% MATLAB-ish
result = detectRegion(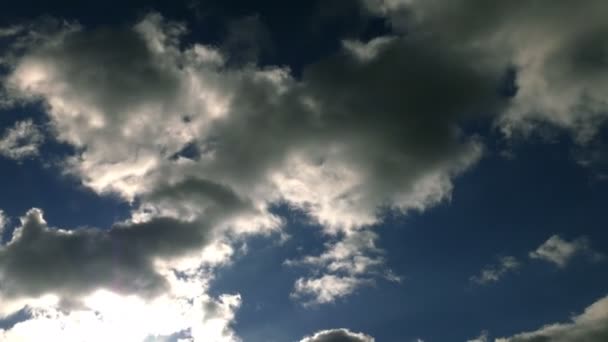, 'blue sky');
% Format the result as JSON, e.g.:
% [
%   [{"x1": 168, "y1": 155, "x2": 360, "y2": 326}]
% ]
[{"x1": 0, "y1": 1, "x2": 608, "y2": 342}]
